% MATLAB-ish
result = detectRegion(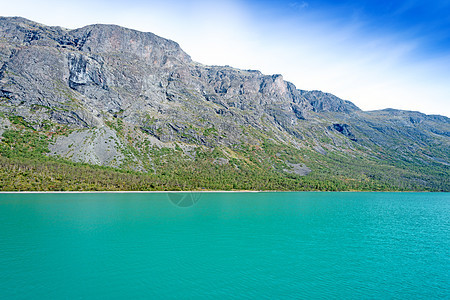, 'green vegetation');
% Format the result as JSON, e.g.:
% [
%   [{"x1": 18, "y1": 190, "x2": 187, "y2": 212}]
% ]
[
  {"x1": 0, "y1": 115, "x2": 448, "y2": 192},
  {"x1": 105, "y1": 118, "x2": 124, "y2": 135},
  {"x1": 8, "y1": 115, "x2": 33, "y2": 129}
]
